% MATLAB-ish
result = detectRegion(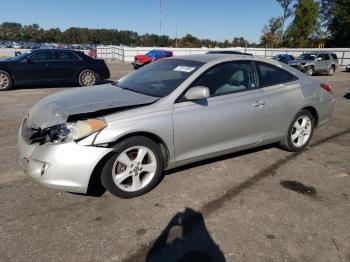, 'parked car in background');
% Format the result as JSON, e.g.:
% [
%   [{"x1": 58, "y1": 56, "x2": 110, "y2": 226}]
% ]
[
  {"x1": 206, "y1": 50, "x2": 252, "y2": 56},
  {"x1": 288, "y1": 52, "x2": 338, "y2": 76},
  {"x1": 0, "y1": 49, "x2": 110, "y2": 90},
  {"x1": 346, "y1": 64, "x2": 350, "y2": 72},
  {"x1": 18, "y1": 54, "x2": 335, "y2": 198},
  {"x1": 273, "y1": 54, "x2": 295, "y2": 64},
  {"x1": 132, "y1": 49, "x2": 173, "y2": 69}
]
